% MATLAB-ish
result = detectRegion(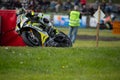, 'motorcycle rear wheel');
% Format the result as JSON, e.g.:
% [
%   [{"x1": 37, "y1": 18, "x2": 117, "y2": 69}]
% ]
[{"x1": 44, "y1": 32, "x2": 72, "y2": 47}]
